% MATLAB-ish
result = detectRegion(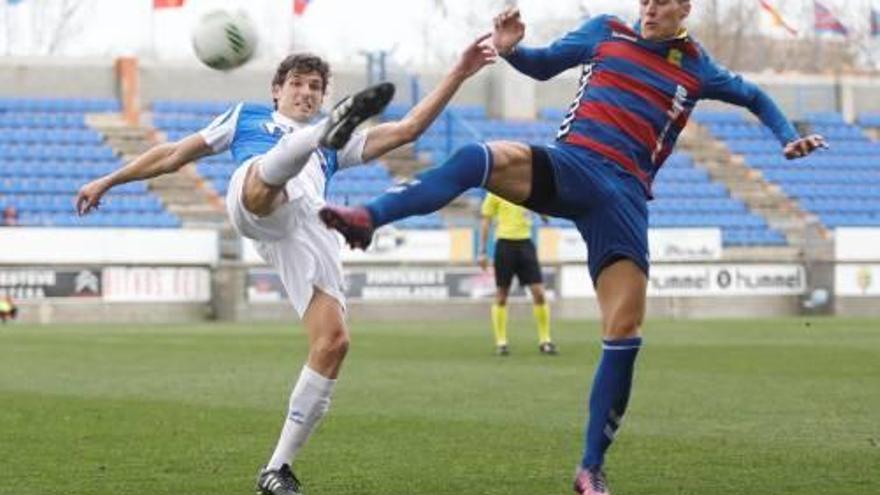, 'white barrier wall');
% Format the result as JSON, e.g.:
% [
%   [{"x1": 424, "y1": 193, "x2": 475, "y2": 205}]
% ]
[
  {"x1": 0, "y1": 228, "x2": 219, "y2": 265},
  {"x1": 242, "y1": 228, "x2": 474, "y2": 265},
  {"x1": 834, "y1": 228, "x2": 880, "y2": 301},
  {"x1": 562, "y1": 264, "x2": 807, "y2": 298},
  {"x1": 538, "y1": 228, "x2": 722, "y2": 263},
  {"x1": 0, "y1": 229, "x2": 218, "y2": 305}
]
